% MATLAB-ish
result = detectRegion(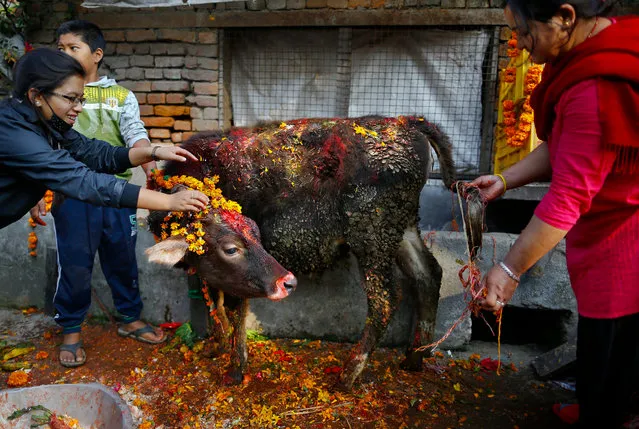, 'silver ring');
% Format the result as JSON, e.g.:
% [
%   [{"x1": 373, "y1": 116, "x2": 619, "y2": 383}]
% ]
[{"x1": 495, "y1": 300, "x2": 506, "y2": 307}]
